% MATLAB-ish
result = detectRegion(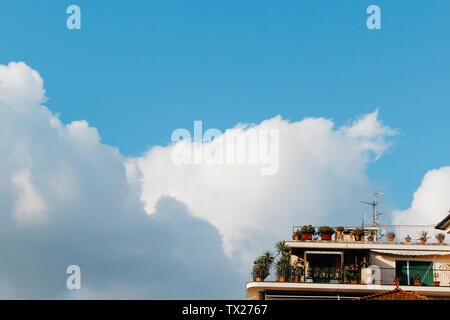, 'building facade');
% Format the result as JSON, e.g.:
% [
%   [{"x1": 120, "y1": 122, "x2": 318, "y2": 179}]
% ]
[{"x1": 246, "y1": 220, "x2": 450, "y2": 300}]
